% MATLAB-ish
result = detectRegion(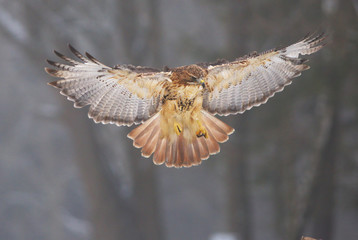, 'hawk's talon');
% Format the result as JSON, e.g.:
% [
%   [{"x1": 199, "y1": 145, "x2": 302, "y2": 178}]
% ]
[
  {"x1": 196, "y1": 120, "x2": 208, "y2": 138},
  {"x1": 174, "y1": 122, "x2": 182, "y2": 136},
  {"x1": 196, "y1": 129, "x2": 208, "y2": 138}
]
